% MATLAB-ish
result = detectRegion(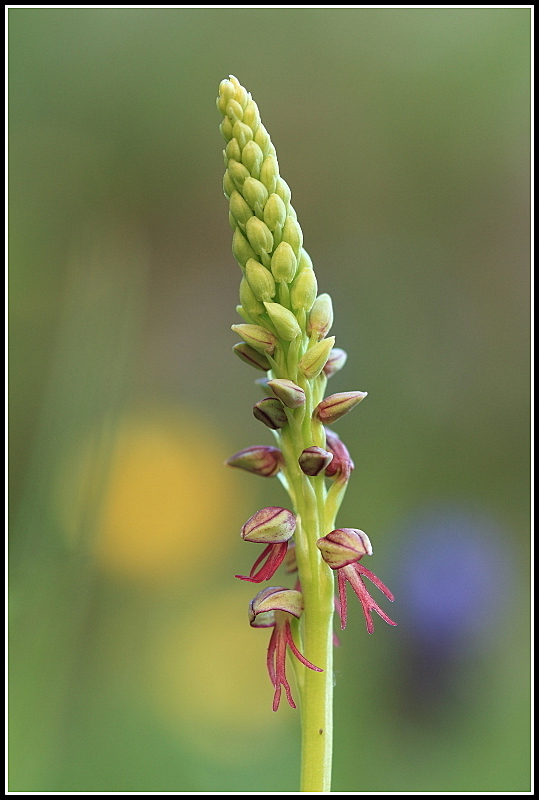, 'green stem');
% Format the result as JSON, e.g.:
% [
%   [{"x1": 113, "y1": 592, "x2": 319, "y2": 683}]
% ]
[{"x1": 277, "y1": 356, "x2": 335, "y2": 793}]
